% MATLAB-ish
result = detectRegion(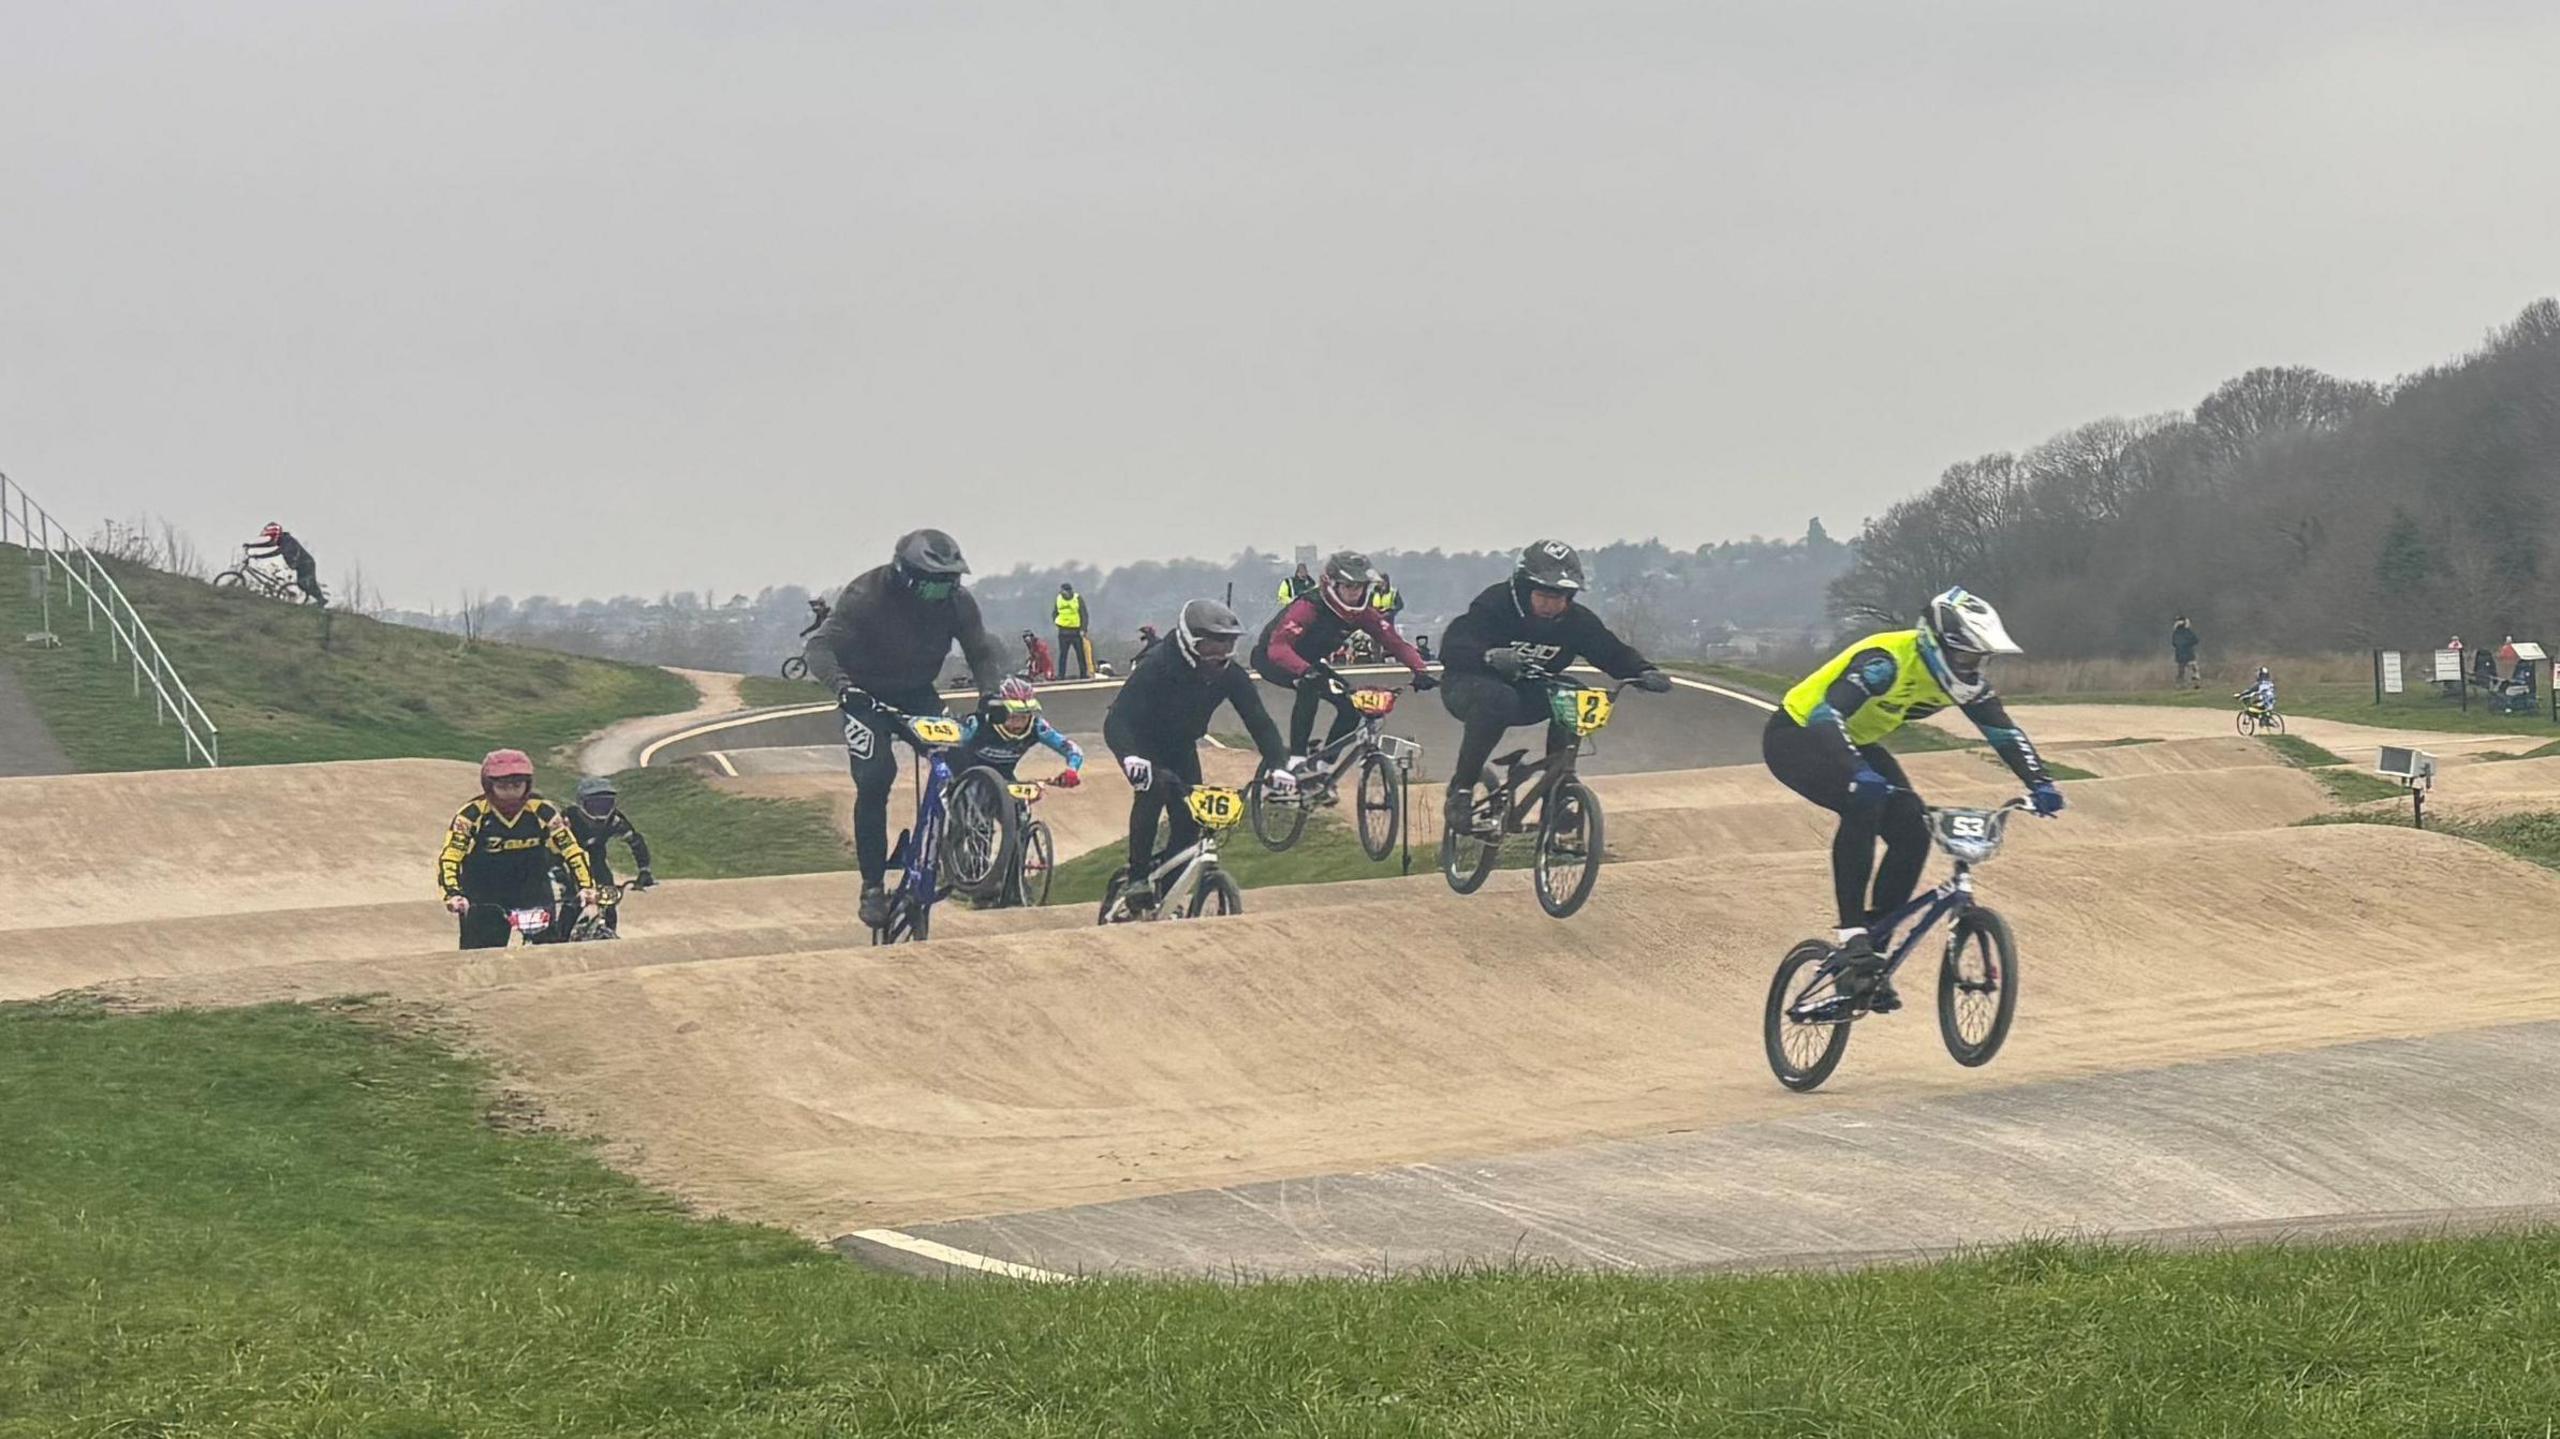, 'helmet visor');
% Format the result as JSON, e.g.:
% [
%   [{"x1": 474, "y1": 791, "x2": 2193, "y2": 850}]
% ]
[
  {"x1": 580, "y1": 792, "x2": 617, "y2": 818},
  {"x1": 911, "y1": 577, "x2": 958, "y2": 602},
  {"x1": 1329, "y1": 579, "x2": 1371, "y2": 610},
  {"x1": 1190, "y1": 634, "x2": 1237, "y2": 662}
]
